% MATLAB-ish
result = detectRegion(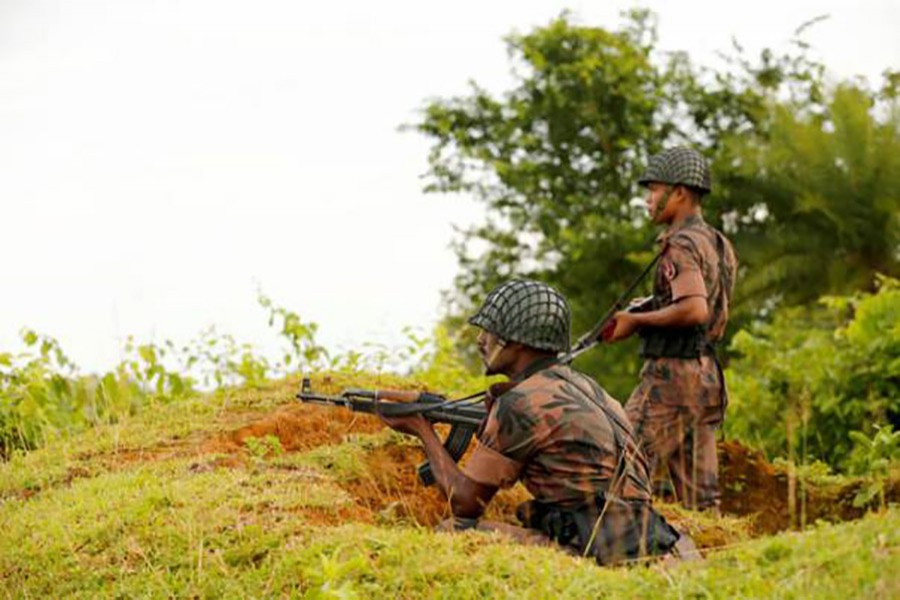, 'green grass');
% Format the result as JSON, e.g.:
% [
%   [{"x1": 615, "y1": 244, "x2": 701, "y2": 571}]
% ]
[{"x1": 2, "y1": 373, "x2": 898, "y2": 599}]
